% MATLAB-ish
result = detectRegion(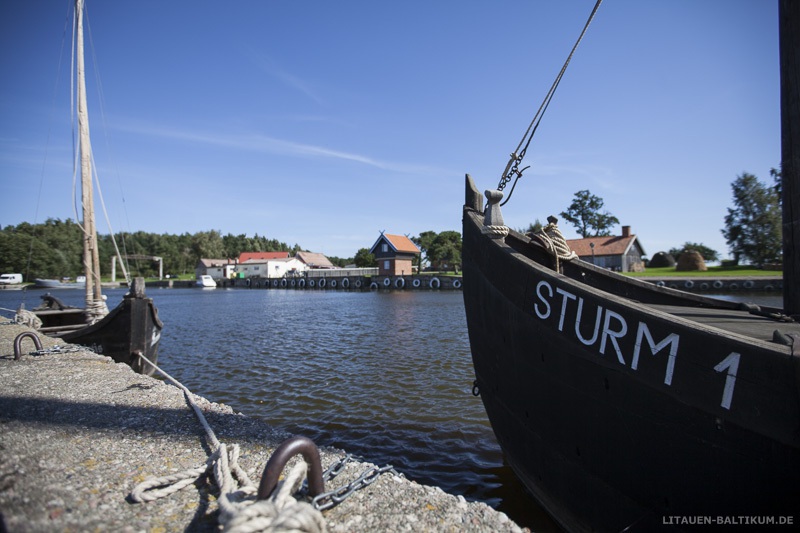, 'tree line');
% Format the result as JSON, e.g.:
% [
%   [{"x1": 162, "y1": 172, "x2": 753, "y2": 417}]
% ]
[
  {"x1": 0, "y1": 220, "x2": 302, "y2": 280},
  {"x1": 0, "y1": 220, "x2": 464, "y2": 280}
]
